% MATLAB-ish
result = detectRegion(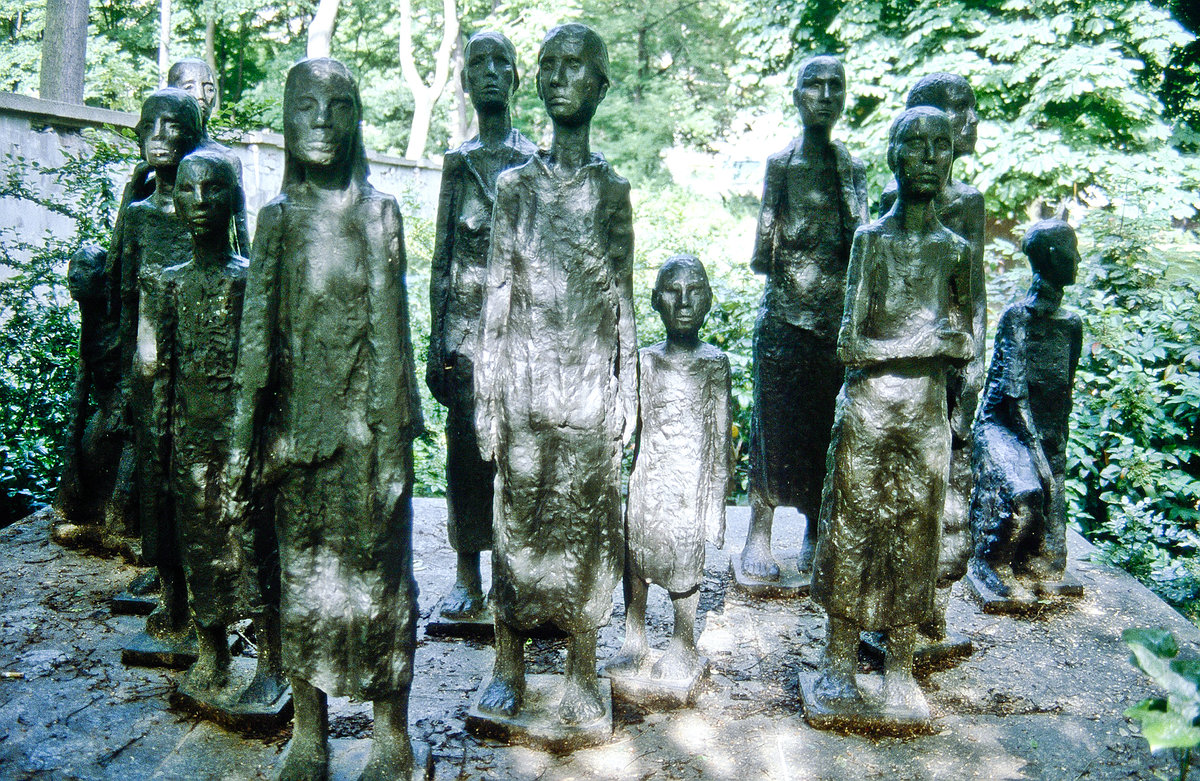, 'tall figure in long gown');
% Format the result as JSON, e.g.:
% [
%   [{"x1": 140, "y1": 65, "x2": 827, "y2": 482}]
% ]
[
  {"x1": 740, "y1": 56, "x2": 869, "y2": 583},
  {"x1": 226, "y1": 58, "x2": 424, "y2": 780},
  {"x1": 427, "y1": 31, "x2": 538, "y2": 623},
  {"x1": 879, "y1": 73, "x2": 986, "y2": 641},
  {"x1": 474, "y1": 23, "x2": 637, "y2": 726},
  {"x1": 809, "y1": 107, "x2": 973, "y2": 727}
]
